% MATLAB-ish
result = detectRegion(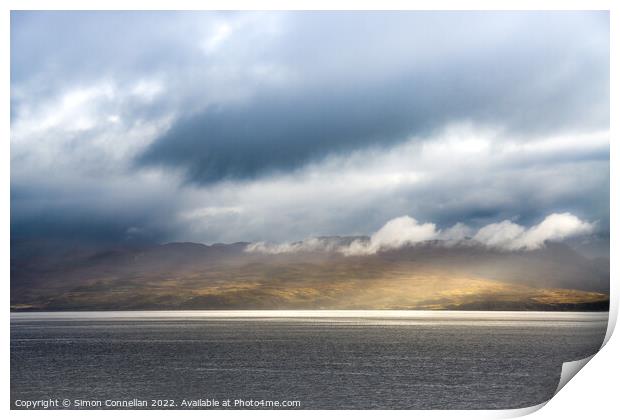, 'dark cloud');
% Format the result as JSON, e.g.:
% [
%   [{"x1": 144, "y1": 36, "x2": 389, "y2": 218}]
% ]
[
  {"x1": 10, "y1": 179, "x2": 178, "y2": 245},
  {"x1": 134, "y1": 11, "x2": 609, "y2": 183},
  {"x1": 136, "y1": 82, "x2": 437, "y2": 183}
]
